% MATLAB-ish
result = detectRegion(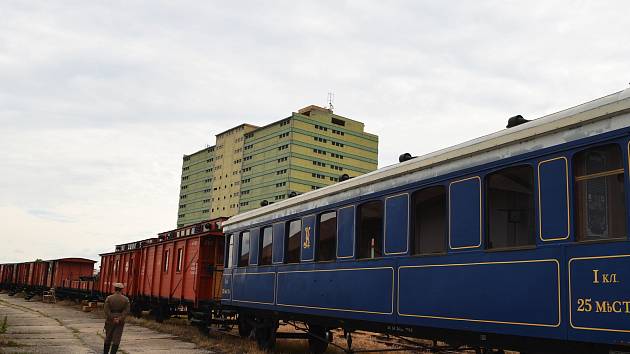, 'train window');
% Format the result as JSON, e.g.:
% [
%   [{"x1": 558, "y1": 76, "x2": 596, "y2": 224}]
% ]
[
  {"x1": 164, "y1": 250, "x2": 169, "y2": 273},
  {"x1": 411, "y1": 186, "x2": 447, "y2": 255},
  {"x1": 238, "y1": 231, "x2": 250, "y2": 267},
  {"x1": 357, "y1": 200, "x2": 384, "y2": 259},
  {"x1": 486, "y1": 165, "x2": 535, "y2": 249},
  {"x1": 286, "y1": 220, "x2": 302, "y2": 263},
  {"x1": 317, "y1": 211, "x2": 337, "y2": 261},
  {"x1": 260, "y1": 227, "x2": 273, "y2": 265},
  {"x1": 226, "y1": 234, "x2": 234, "y2": 268},
  {"x1": 176, "y1": 248, "x2": 183, "y2": 272},
  {"x1": 573, "y1": 144, "x2": 626, "y2": 241}
]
